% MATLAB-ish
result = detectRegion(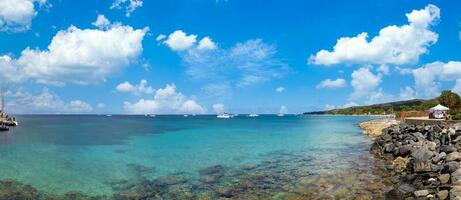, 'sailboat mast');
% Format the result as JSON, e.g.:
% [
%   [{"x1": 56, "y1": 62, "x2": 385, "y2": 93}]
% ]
[{"x1": 1, "y1": 86, "x2": 4, "y2": 112}]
